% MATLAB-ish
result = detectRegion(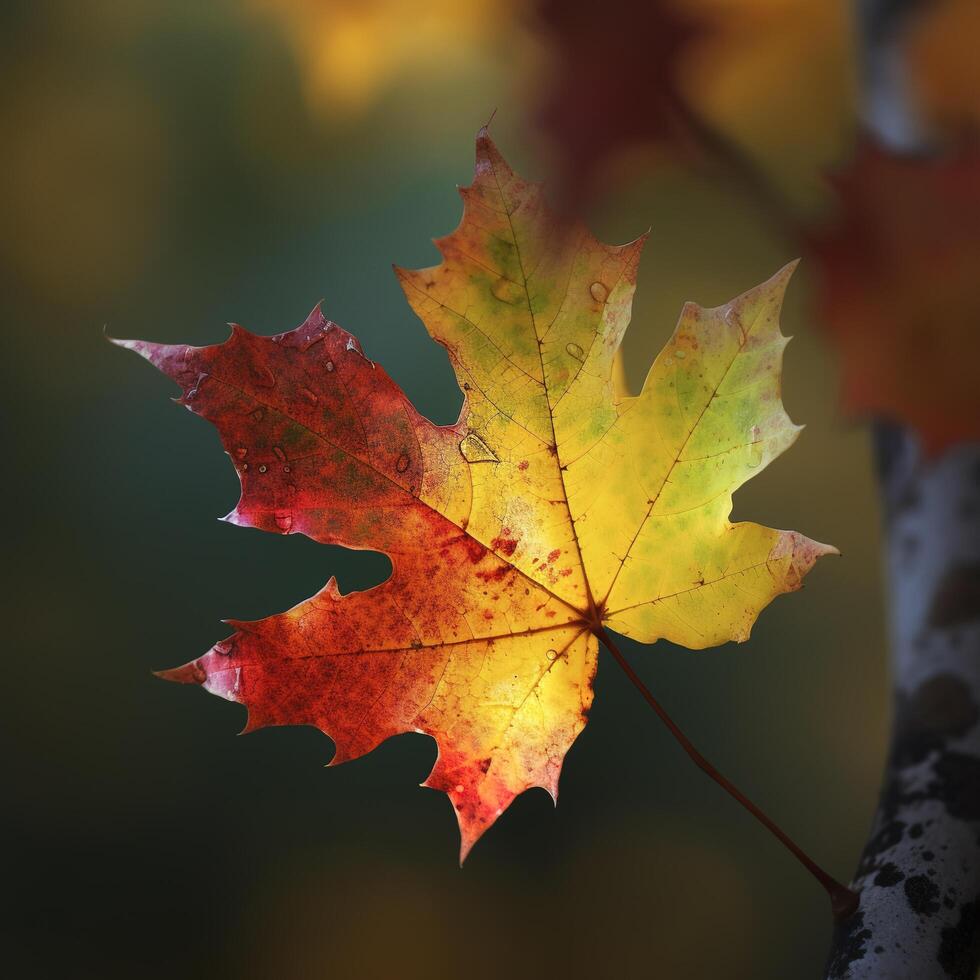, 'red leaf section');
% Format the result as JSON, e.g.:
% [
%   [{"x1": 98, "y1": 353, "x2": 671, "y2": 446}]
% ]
[
  {"x1": 114, "y1": 310, "x2": 592, "y2": 860},
  {"x1": 806, "y1": 139, "x2": 980, "y2": 454}
]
